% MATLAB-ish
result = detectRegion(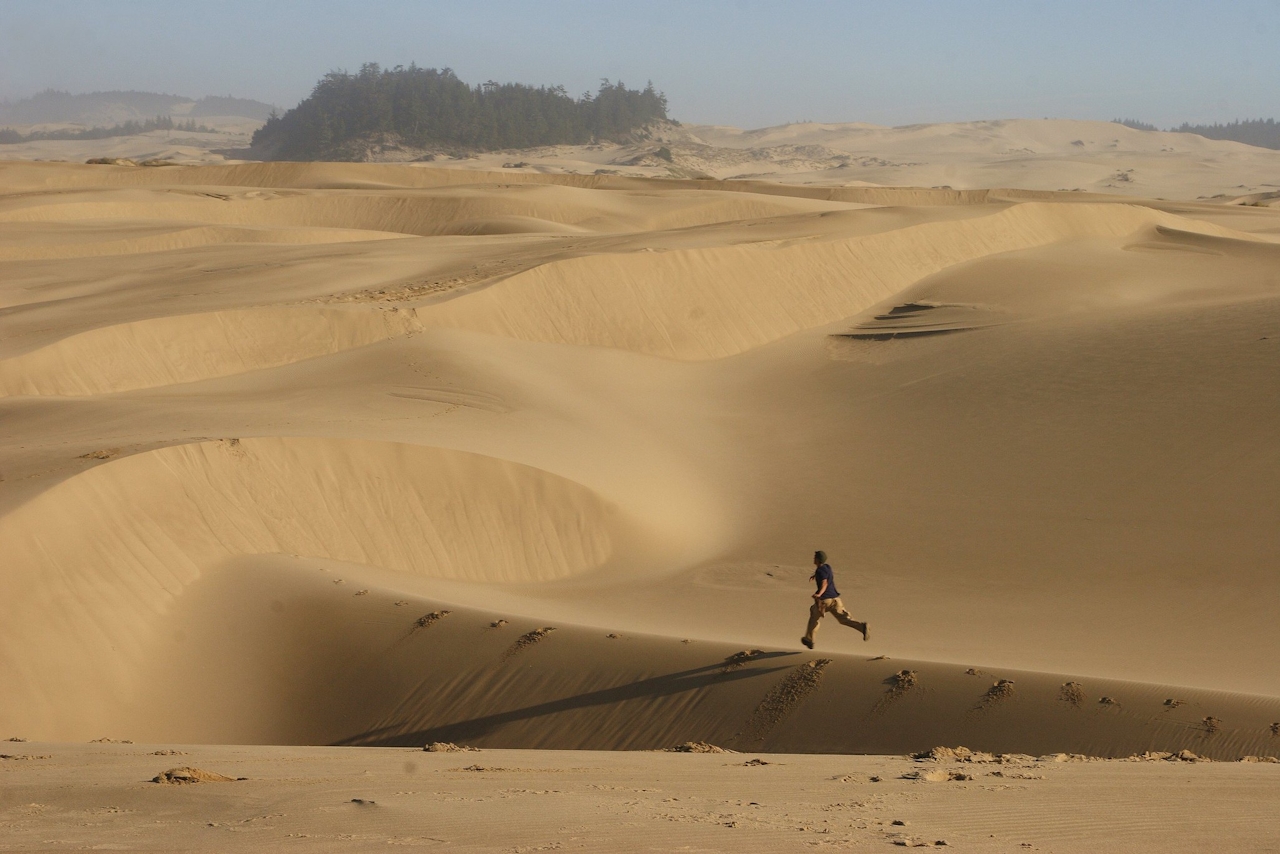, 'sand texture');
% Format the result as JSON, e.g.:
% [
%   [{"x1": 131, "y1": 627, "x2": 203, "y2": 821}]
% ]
[
  {"x1": 3, "y1": 744, "x2": 1280, "y2": 852},
  {"x1": 2, "y1": 156, "x2": 1279, "y2": 849}
]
